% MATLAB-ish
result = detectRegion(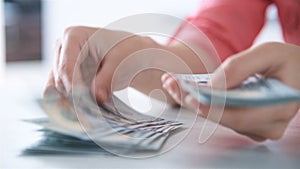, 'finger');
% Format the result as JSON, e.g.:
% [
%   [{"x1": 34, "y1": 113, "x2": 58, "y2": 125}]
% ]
[
  {"x1": 210, "y1": 43, "x2": 281, "y2": 89},
  {"x1": 92, "y1": 64, "x2": 111, "y2": 103},
  {"x1": 57, "y1": 37, "x2": 82, "y2": 93},
  {"x1": 161, "y1": 74, "x2": 203, "y2": 110},
  {"x1": 44, "y1": 70, "x2": 56, "y2": 96},
  {"x1": 187, "y1": 95, "x2": 292, "y2": 141},
  {"x1": 46, "y1": 39, "x2": 64, "y2": 95},
  {"x1": 183, "y1": 94, "x2": 203, "y2": 111},
  {"x1": 53, "y1": 38, "x2": 62, "y2": 79},
  {"x1": 161, "y1": 73, "x2": 172, "y2": 83},
  {"x1": 216, "y1": 105, "x2": 288, "y2": 141},
  {"x1": 239, "y1": 121, "x2": 287, "y2": 141},
  {"x1": 162, "y1": 75, "x2": 184, "y2": 104},
  {"x1": 194, "y1": 102, "x2": 269, "y2": 141},
  {"x1": 56, "y1": 27, "x2": 98, "y2": 94},
  {"x1": 162, "y1": 78, "x2": 203, "y2": 112},
  {"x1": 52, "y1": 38, "x2": 68, "y2": 95},
  {"x1": 55, "y1": 77, "x2": 67, "y2": 96},
  {"x1": 218, "y1": 109, "x2": 267, "y2": 141},
  {"x1": 54, "y1": 39, "x2": 62, "y2": 70},
  {"x1": 163, "y1": 75, "x2": 179, "y2": 95},
  {"x1": 258, "y1": 121, "x2": 288, "y2": 140},
  {"x1": 52, "y1": 38, "x2": 62, "y2": 84}
]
